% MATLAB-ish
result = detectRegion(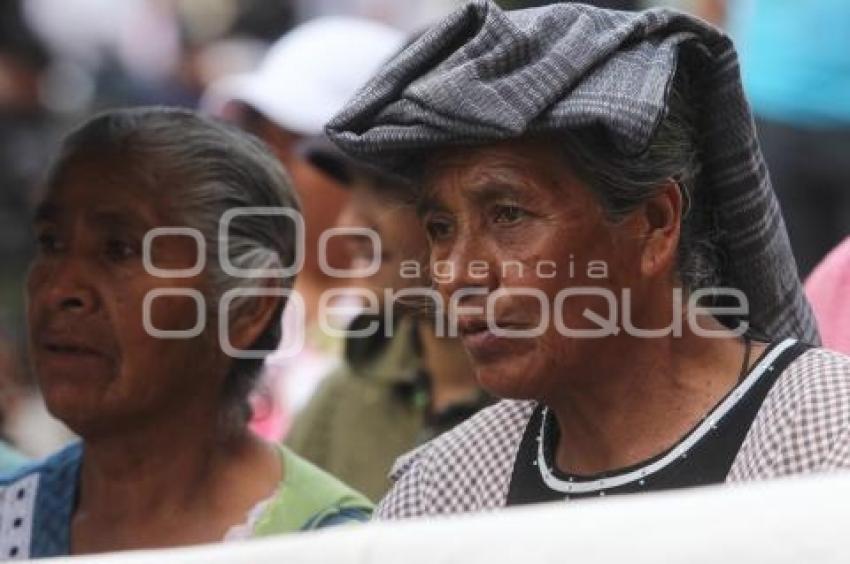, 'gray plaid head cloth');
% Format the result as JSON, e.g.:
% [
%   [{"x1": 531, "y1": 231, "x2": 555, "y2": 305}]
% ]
[{"x1": 326, "y1": 0, "x2": 819, "y2": 343}]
